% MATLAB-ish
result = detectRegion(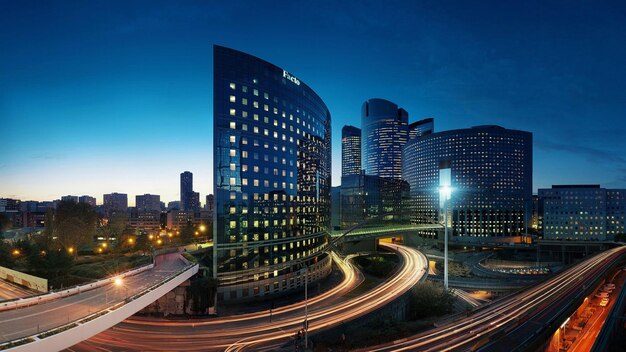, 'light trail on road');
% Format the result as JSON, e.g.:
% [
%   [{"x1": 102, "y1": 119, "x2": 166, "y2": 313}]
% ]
[
  {"x1": 70, "y1": 243, "x2": 429, "y2": 351},
  {"x1": 361, "y1": 245, "x2": 626, "y2": 352}
]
